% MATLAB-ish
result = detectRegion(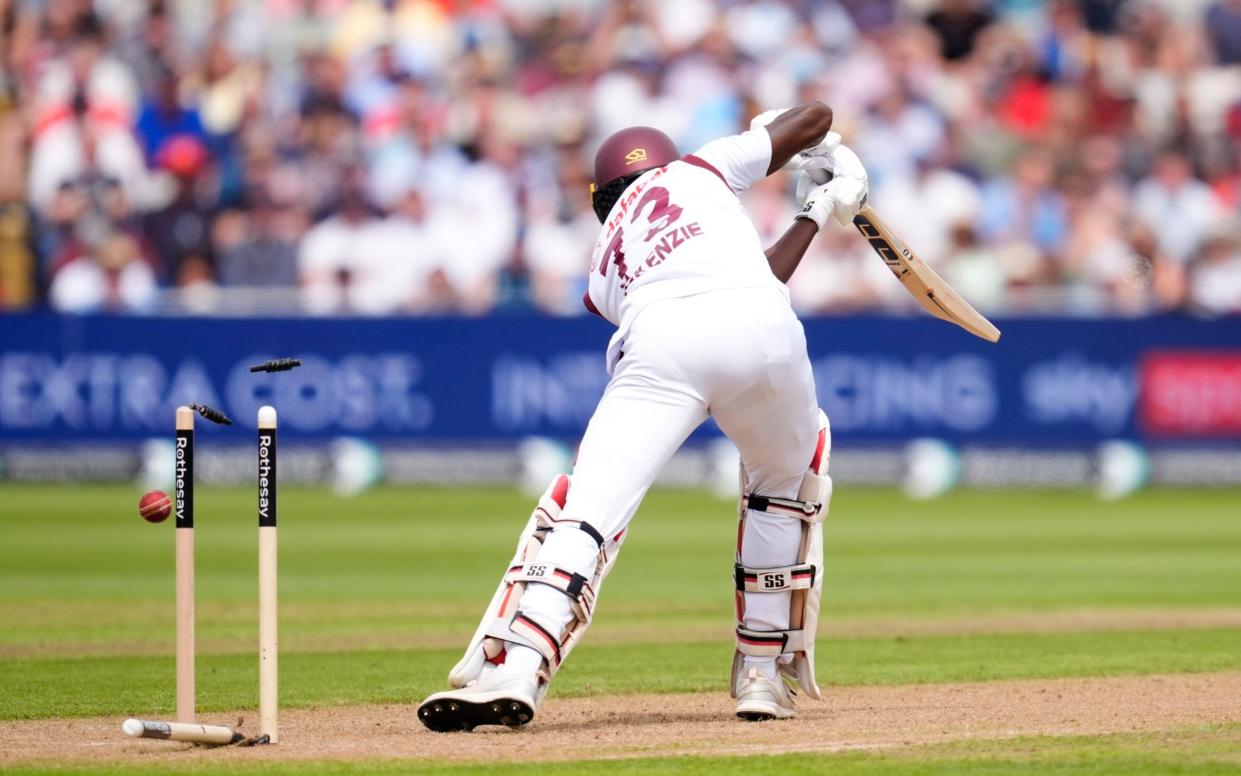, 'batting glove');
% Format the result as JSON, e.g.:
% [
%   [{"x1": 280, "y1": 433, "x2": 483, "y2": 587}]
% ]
[
  {"x1": 795, "y1": 142, "x2": 869, "y2": 226},
  {"x1": 825, "y1": 176, "x2": 869, "y2": 225},
  {"x1": 821, "y1": 141, "x2": 868, "y2": 189},
  {"x1": 794, "y1": 177, "x2": 837, "y2": 230}
]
